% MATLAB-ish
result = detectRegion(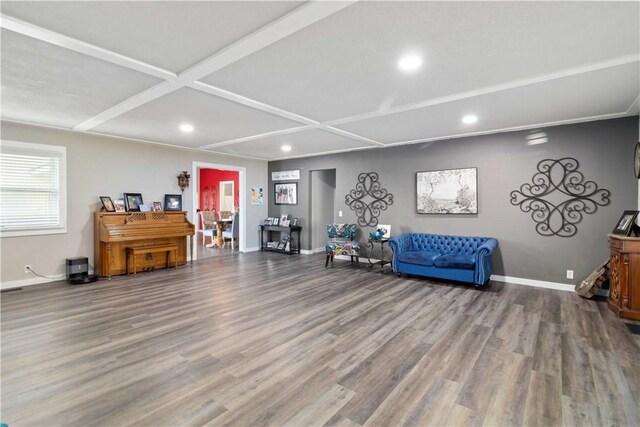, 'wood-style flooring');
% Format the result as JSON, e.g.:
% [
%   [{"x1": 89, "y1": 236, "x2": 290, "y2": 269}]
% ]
[{"x1": 1, "y1": 252, "x2": 639, "y2": 426}]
